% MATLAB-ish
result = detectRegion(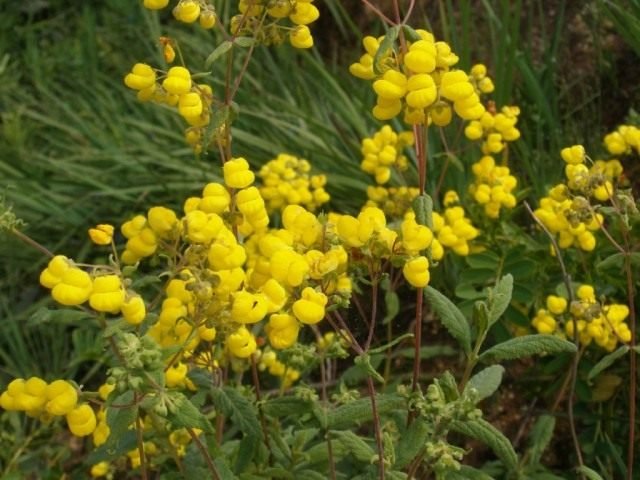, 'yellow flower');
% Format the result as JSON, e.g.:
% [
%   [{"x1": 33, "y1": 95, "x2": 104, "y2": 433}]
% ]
[
  {"x1": 185, "y1": 210, "x2": 223, "y2": 244},
  {"x1": 147, "y1": 206, "x2": 178, "y2": 238},
  {"x1": 290, "y1": 25, "x2": 313, "y2": 49},
  {"x1": 292, "y1": 287, "x2": 327, "y2": 325},
  {"x1": 199, "y1": 10, "x2": 216, "y2": 29},
  {"x1": 178, "y1": 92, "x2": 203, "y2": 118},
  {"x1": 289, "y1": 2, "x2": 319, "y2": 25},
  {"x1": 89, "y1": 275, "x2": 125, "y2": 313},
  {"x1": 401, "y1": 216, "x2": 433, "y2": 254},
  {"x1": 90, "y1": 461, "x2": 110, "y2": 477},
  {"x1": 66, "y1": 404, "x2": 97, "y2": 436},
  {"x1": 403, "y1": 40, "x2": 437, "y2": 73},
  {"x1": 122, "y1": 295, "x2": 146, "y2": 325},
  {"x1": 40, "y1": 255, "x2": 71, "y2": 289},
  {"x1": 165, "y1": 362, "x2": 188, "y2": 388},
  {"x1": 88, "y1": 224, "x2": 114, "y2": 245},
  {"x1": 45, "y1": 380, "x2": 78, "y2": 416},
  {"x1": 173, "y1": 0, "x2": 201, "y2": 23},
  {"x1": 51, "y1": 268, "x2": 93, "y2": 306},
  {"x1": 560, "y1": 145, "x2": 585, "y2": 165},
  {"x1": 546, "y1": 295, "x2": 567, "y2": 315},
  {"x1": 266, "y1": 314, "x2": 300, "y2": 349},
  {"x1": 403, "y1": 256, "x2": 430, "y2": 288},
  {"x1": 227, "y1": 327, "x2": 257, "y2": 358},
  {"x1": 124, "y1": 63, "x2": 156, "y2": 90},
  {"x1": 163, "y1": 66, "x2": 192, "y2": 95},
  {"x1": 223, "y1": 157, "x2": 255, "y2": 189},
  {"x1": 270, "y1": 249, "x2": 309, "y2": 287},
  {"x1": 143, "y1": 0, "x2": 169, "y2": 9},
  {"x1": 231, "y1": 290, "x2": 268, "y2": 324},
  {"x1": 200, "y1": 183, "x2": 230, "y2": 213}
]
